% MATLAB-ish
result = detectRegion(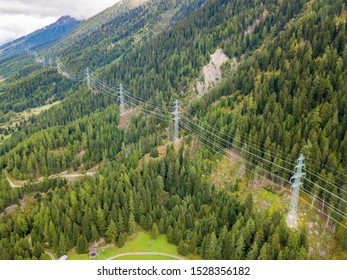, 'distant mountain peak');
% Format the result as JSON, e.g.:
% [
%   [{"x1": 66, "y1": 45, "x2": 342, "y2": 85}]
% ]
[
  {"x1": 0, "y1": 14, "x2": 82, "y2": 57},
  {"x1": 56, "y1": 16, "x2": 77, "y2": 25}
]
